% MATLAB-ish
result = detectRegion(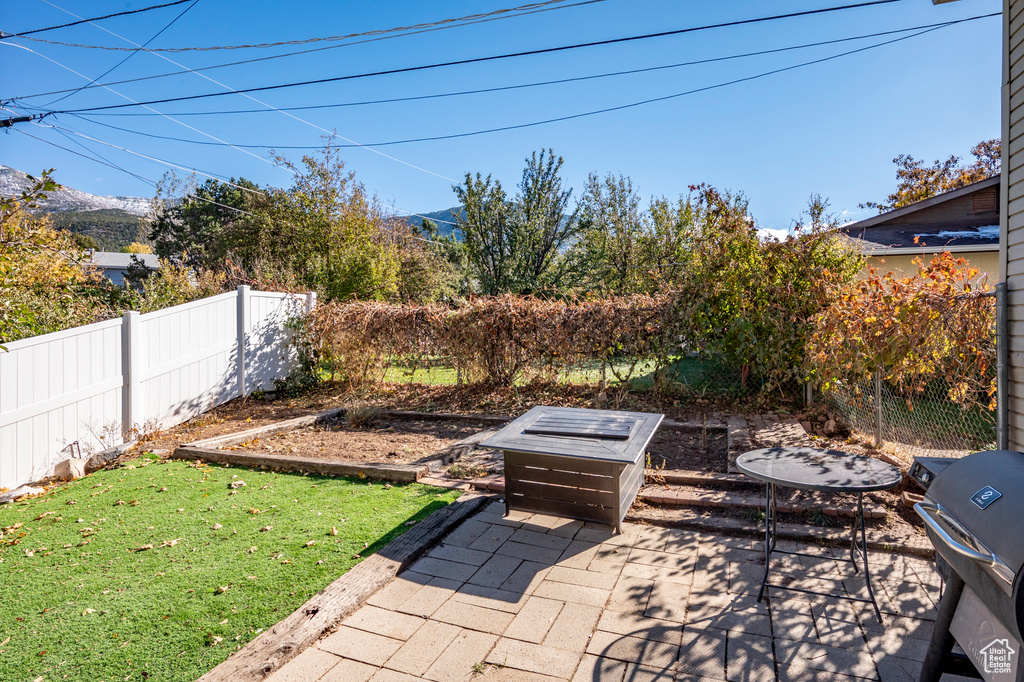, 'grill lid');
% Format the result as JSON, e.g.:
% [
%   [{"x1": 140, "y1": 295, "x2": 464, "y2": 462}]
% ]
[{"x1": 925, "y1": 450, "x2": 1024, "y2": 580}]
